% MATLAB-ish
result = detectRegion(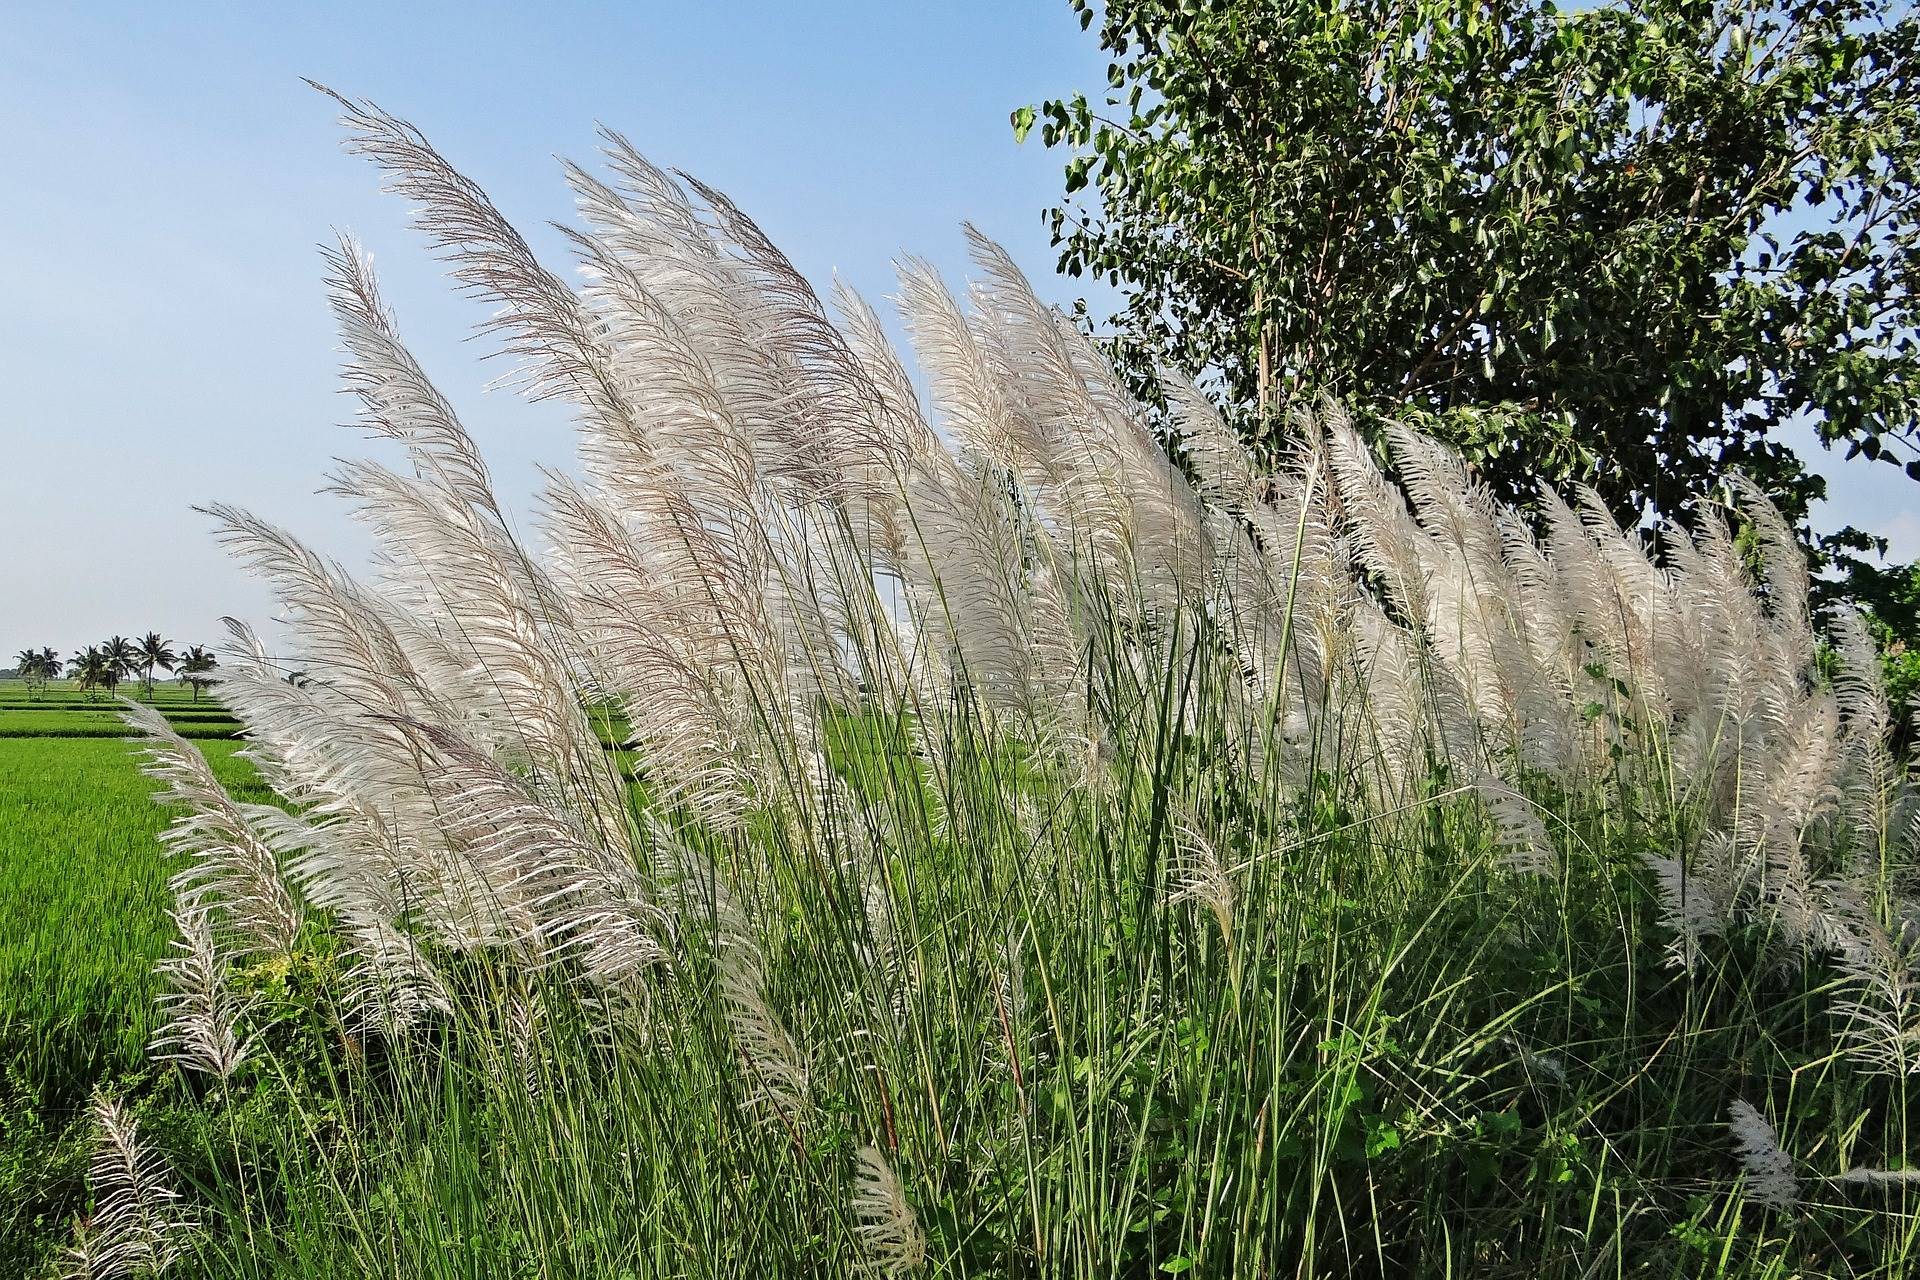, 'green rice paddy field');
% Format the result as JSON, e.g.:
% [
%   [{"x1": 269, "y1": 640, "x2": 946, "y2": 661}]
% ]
[{"x1": 0, "y1": 680, "x2": 255, "y2": 1268}]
